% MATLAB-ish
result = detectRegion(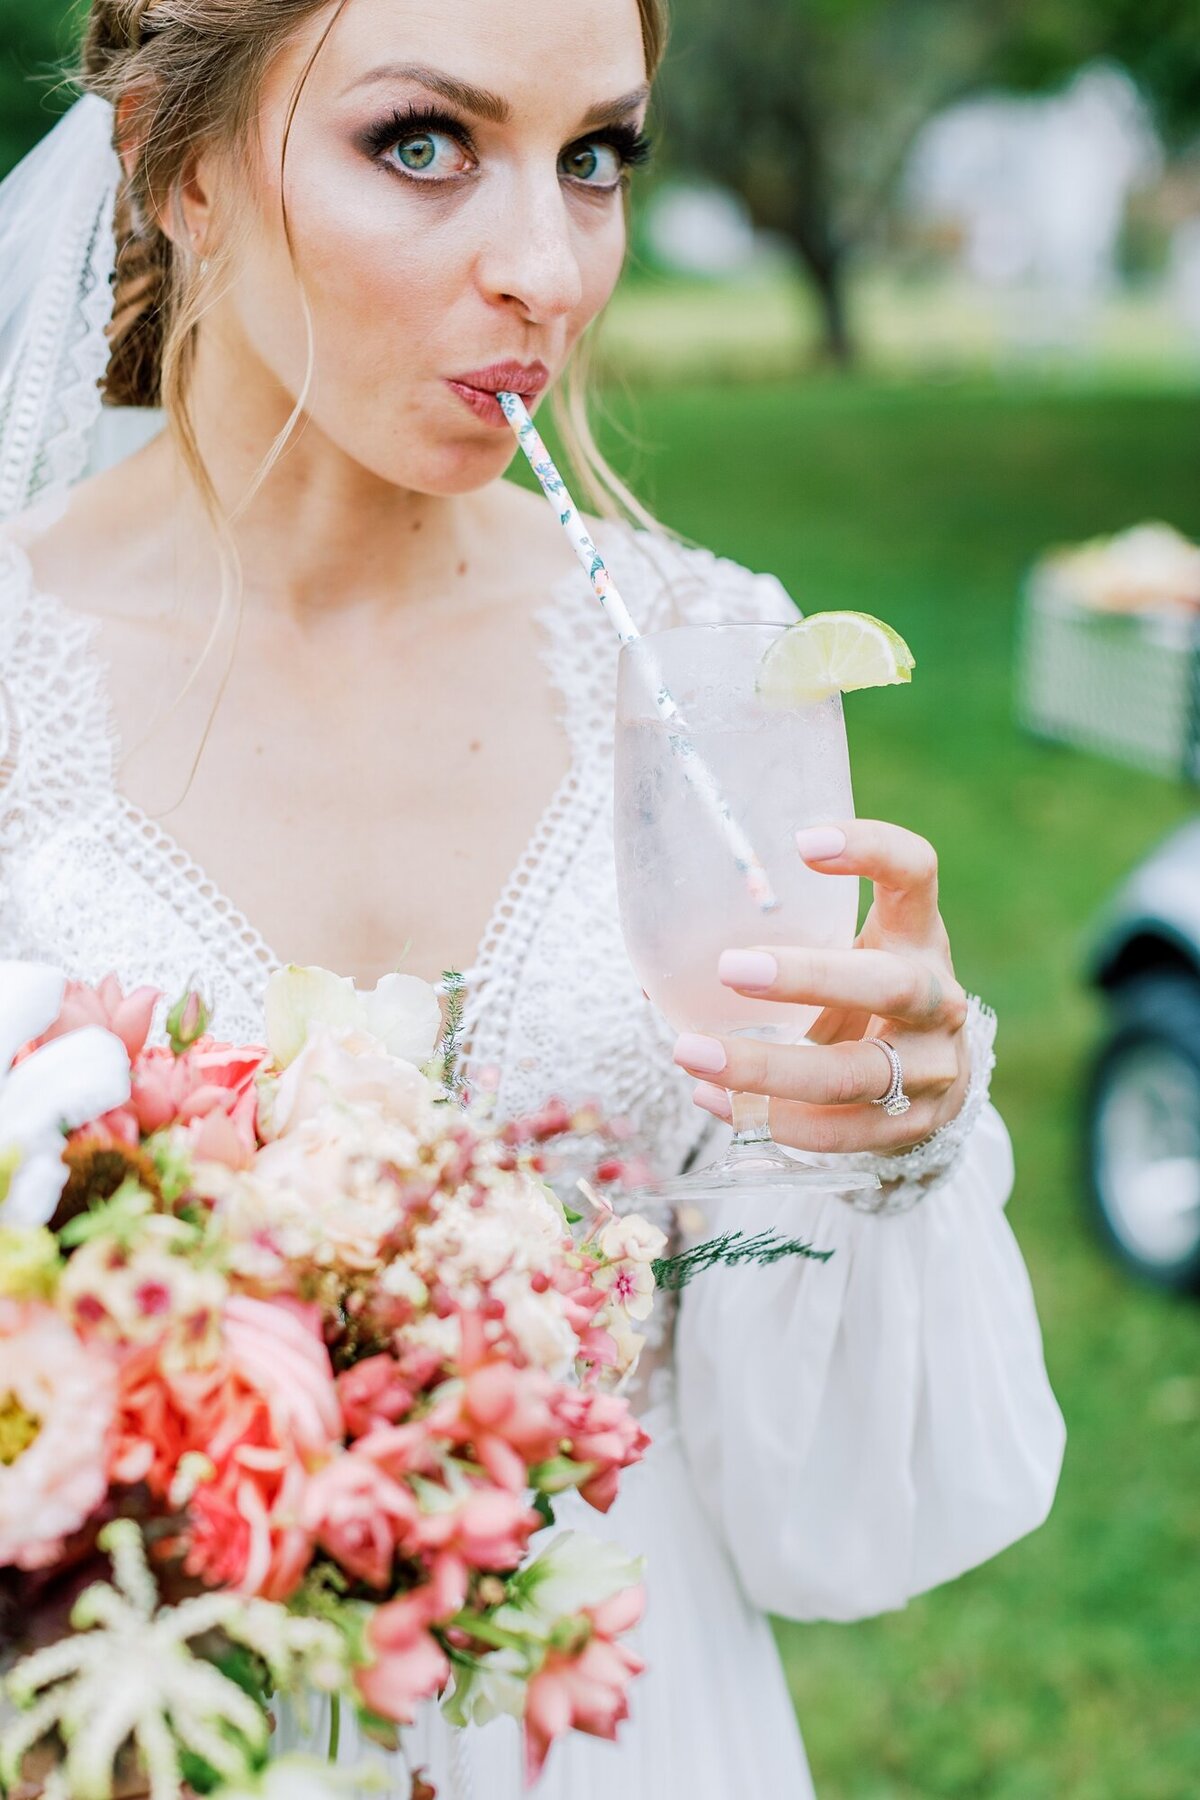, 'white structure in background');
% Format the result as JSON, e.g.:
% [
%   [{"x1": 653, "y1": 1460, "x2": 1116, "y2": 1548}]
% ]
[
  {"x1": 906, "y1": 64, "x2": 1162, "y2": 350},
  {"x1": 1169, "y1": 218, "x2": 1200, "y2": 349},
  {"x1": 641, "y1": 182, "x2": 760, "y2": 277}
]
